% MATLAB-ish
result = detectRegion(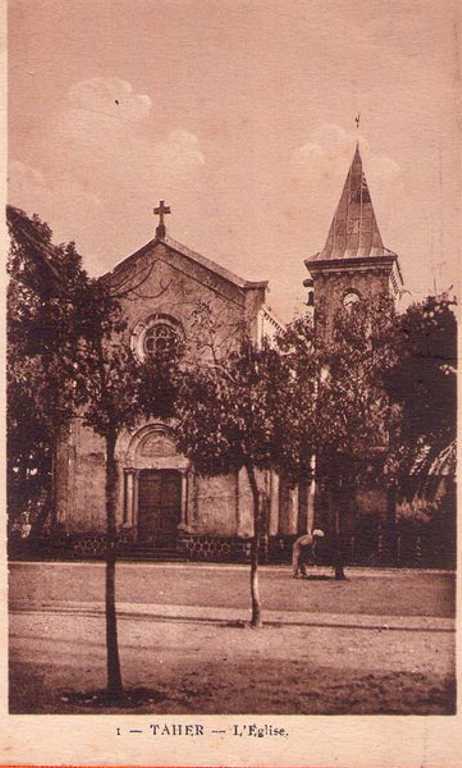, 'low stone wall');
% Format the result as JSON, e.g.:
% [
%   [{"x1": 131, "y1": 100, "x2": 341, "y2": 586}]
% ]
[
  {"x1": 176, "y1": 533, "x2": 300, "y2": 563},
  {"x1": 7, "y1": 529, "x2": 456, "y2": 569},
  {"x1": 177, "y1": 534, "x2": 251, "y2": 562}
]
